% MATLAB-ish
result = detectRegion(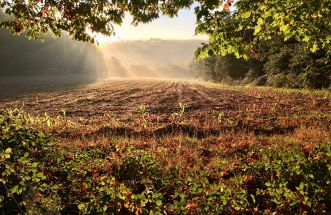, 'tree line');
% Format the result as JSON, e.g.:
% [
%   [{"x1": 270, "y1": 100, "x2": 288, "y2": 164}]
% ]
[
  {"x1": 191, "y1": 35, "x2": 331, "y2": 89},
  {"x1": 0, "y1": 28, "x2": 106, "y2": 79}
]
